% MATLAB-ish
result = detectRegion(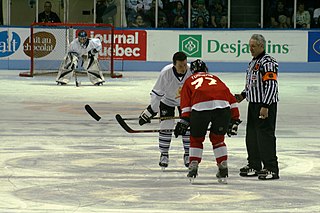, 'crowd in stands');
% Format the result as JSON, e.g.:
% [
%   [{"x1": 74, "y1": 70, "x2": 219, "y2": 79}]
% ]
[
  {"x1": 265, "y1": 0, "x2": 320, "y2": 28},
  {"x1": 123, "y1": 0, "x2": 320, "y2": 29},
  {"x1": 125, "y1": 0, "x2": 229, "y2": 28},
  {"x1": 31, "y1": 0, "x2": 320, "y2": 29}
]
